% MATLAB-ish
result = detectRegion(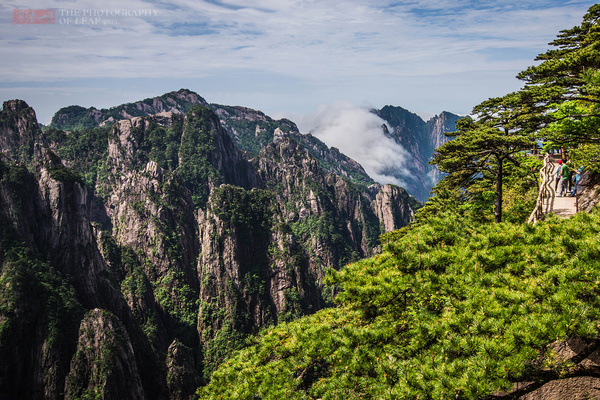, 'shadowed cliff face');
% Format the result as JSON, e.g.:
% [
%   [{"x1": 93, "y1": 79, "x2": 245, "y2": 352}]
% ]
[
  {"x1": 0, "y1": 98, "x2": 418, "y2": 399},
  {"x1": 375, "y1": 106, "x2": 461, "y2": 201},
  {"x1": 65, "y1": 308, "x2": 146, "y2": 400},
  {"x1": 0, "y1": 101, "x2": 164, "y2": 399}
]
